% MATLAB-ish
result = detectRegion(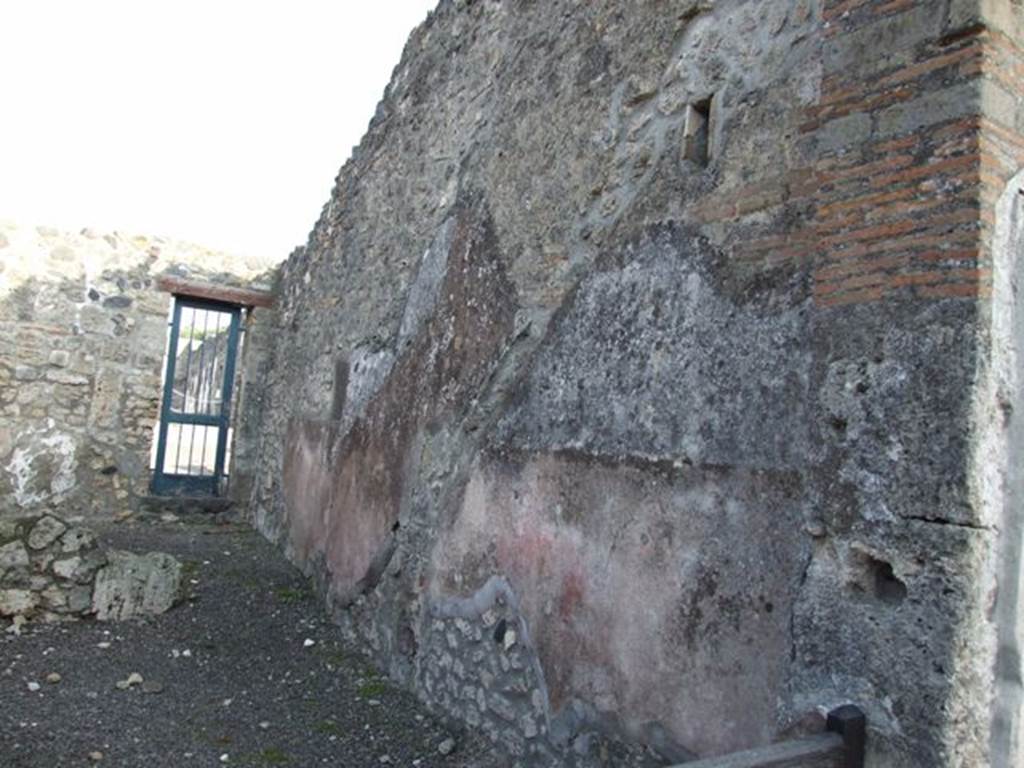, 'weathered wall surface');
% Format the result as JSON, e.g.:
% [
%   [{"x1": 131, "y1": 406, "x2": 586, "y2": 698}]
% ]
[
  {"x1": 247, "y1": 1, "x2": 1024, "y2": 766},
  {"x1": 0, "y1": 221, "x2": 275, "y2": 518}
]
